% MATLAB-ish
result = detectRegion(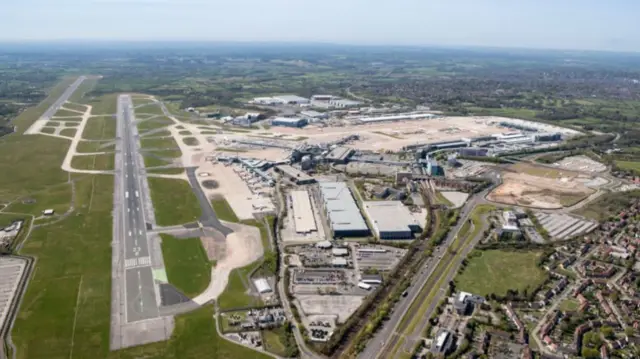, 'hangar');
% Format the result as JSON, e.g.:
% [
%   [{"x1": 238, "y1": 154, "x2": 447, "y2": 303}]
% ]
[
  {"x1": 319, "y1": 182, "x2": 370, "y2": 238},
  {"x1": 363, "y1": 201, "x2": 421, "y2": 239}
]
